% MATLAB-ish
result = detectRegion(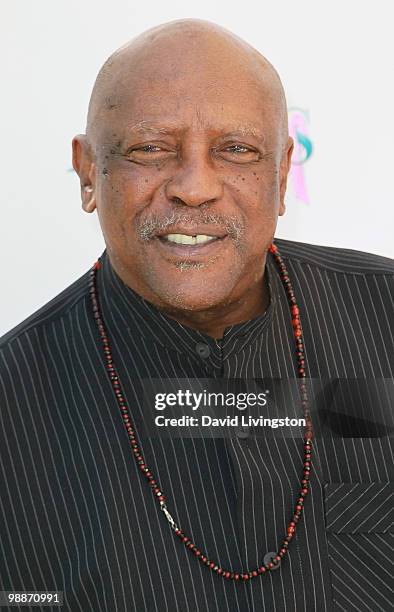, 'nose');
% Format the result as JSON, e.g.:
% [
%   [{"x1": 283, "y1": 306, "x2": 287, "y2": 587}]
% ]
[{"x1": 165, "y1": 149, "x2": 223, "y2": 207}]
